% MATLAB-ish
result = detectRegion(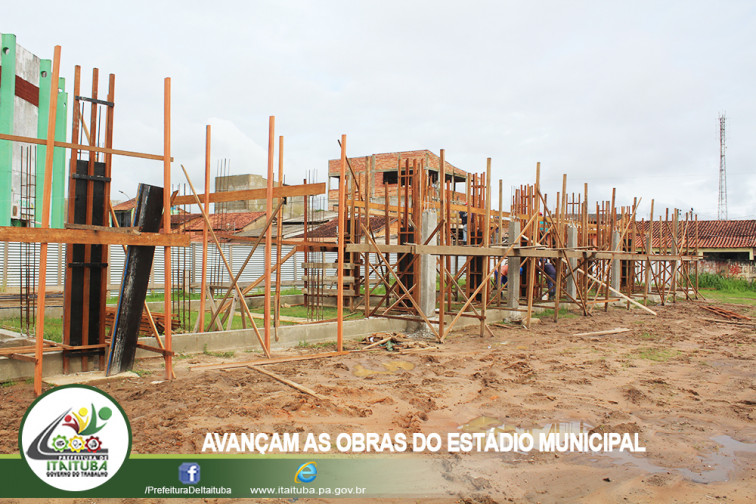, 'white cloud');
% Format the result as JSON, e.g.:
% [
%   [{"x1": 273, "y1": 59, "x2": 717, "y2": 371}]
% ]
[{"x1": 4, "y1": 0, "x2": 754, "y2": 219}]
